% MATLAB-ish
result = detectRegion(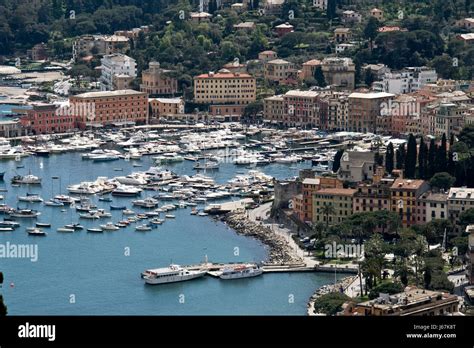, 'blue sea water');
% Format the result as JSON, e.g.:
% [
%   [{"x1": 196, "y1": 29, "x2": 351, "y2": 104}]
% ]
[{"x1": 0, "y1": 152, "x2": 346, "y2": 315}]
